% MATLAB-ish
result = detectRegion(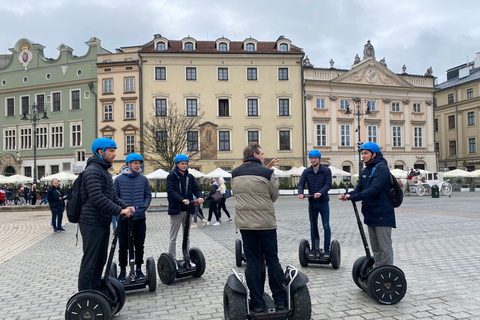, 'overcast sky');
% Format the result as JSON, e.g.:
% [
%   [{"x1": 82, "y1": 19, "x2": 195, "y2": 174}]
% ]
[{"x1": 1, "y1": 0, "x2": 479, "y2": 83}]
